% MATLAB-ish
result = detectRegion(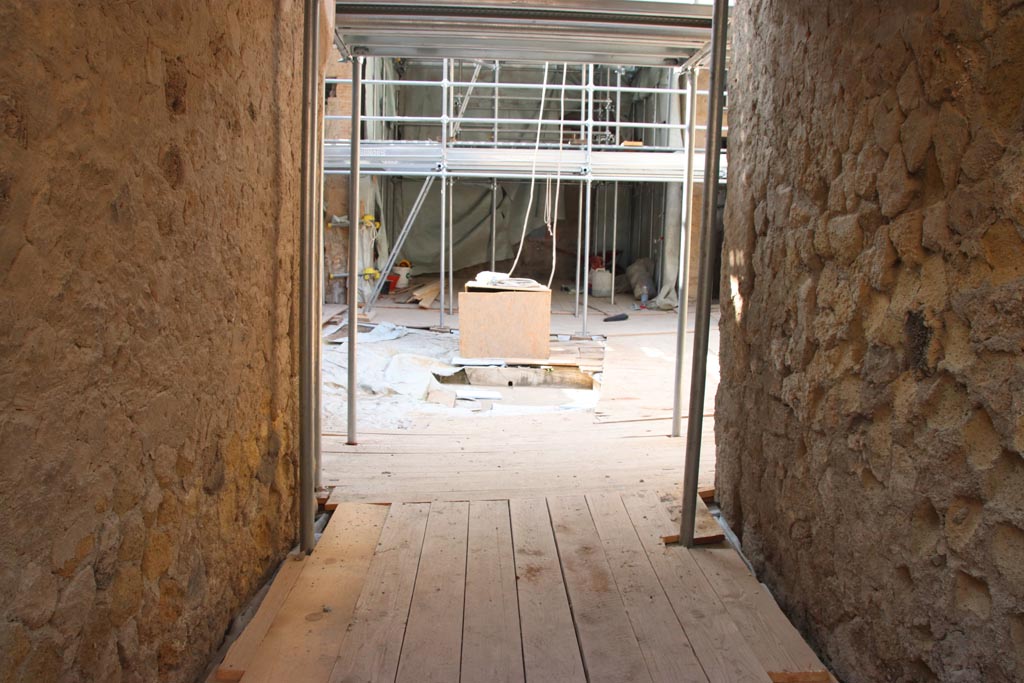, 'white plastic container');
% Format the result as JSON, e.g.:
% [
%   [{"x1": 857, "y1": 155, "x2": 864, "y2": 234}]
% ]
[
  {"x1": 393, "y1": 265, "x2": 411, "y2": 288},
  {"x1": 591, "y1": 268, "x2": 613, "y2": 297}
]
